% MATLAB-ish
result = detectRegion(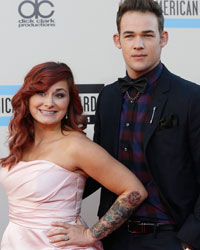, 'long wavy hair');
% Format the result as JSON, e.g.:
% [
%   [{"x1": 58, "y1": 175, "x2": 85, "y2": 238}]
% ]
[{"x1": 0, "y1": 62, "x2": 87, "y2": 169}]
